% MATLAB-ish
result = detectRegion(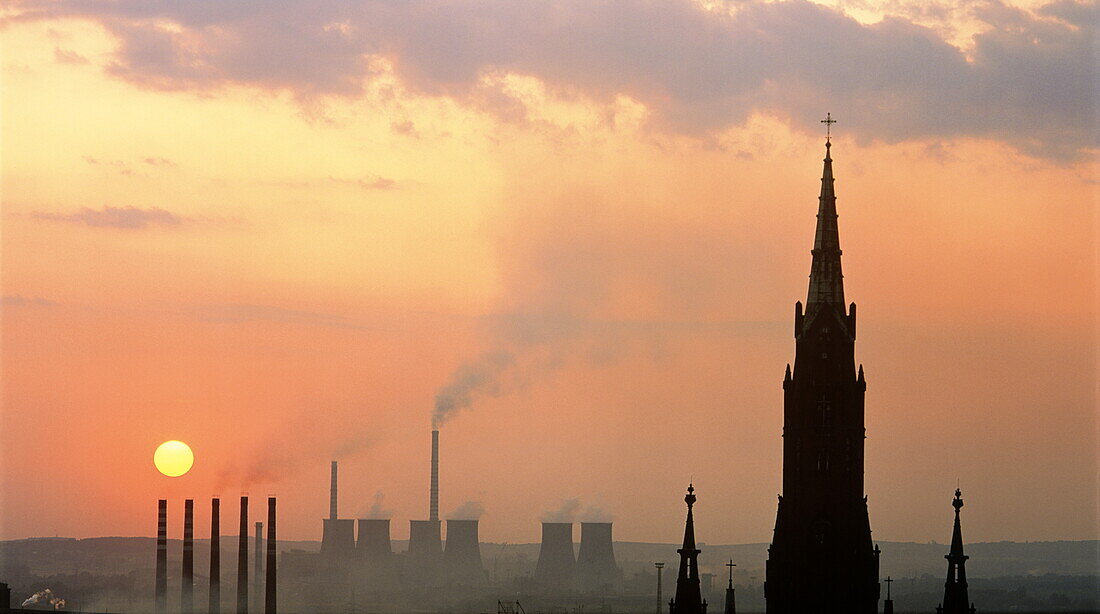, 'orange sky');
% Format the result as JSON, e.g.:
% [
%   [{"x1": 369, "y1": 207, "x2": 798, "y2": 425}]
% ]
[{"x1": 1, "y1": 1, "x2": 1096, "y2": 546}]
